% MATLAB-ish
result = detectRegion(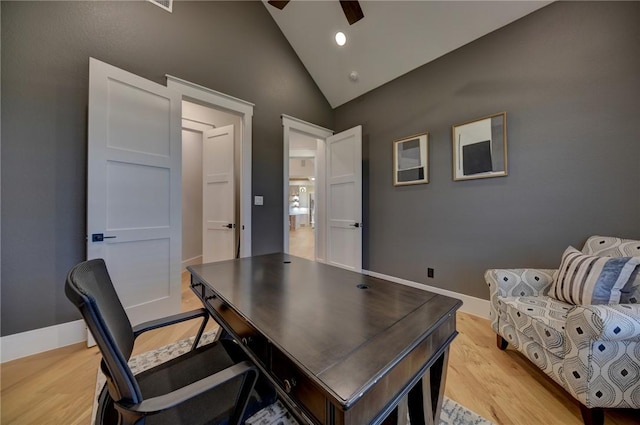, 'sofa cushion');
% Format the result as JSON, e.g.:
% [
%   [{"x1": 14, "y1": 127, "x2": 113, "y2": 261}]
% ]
[
  {"x1": 620, "y1": 268, "x2": 640, "y2": 304},
  {"x1": 549, "y1": 246, "x2": 640, "y2": 305},
  {"x1": 502, "y1": 296, "x2": 573, "y2": 358},
  {"x1": 582, "y1": 236, "x2": 640, "y2": 304}
]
